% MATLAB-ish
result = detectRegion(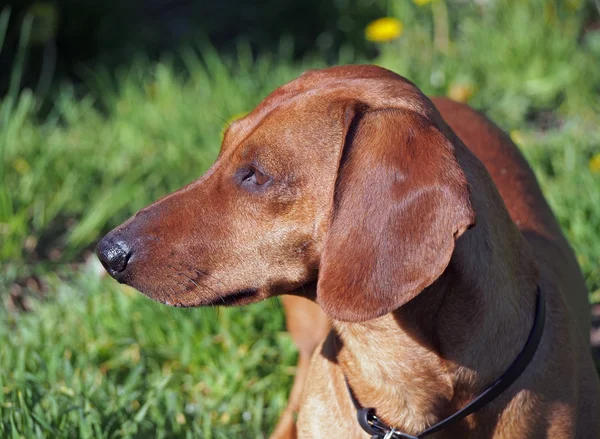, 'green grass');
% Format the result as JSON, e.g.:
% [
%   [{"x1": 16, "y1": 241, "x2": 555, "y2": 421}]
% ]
[
  {"x1": 1, "y1": 0, "x2": 600, "y2": 437},
  {"x1": 0, "y1": 271, "x2": 297, "y2": 438}
]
